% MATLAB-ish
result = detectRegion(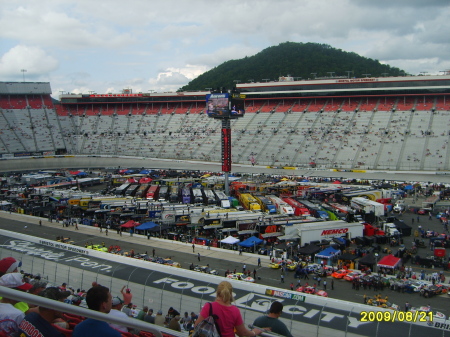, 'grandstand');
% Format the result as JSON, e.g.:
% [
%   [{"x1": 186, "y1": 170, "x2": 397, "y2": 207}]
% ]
[{"x1": 1, "y1": 75, "x2": 450, "y2": 171}]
